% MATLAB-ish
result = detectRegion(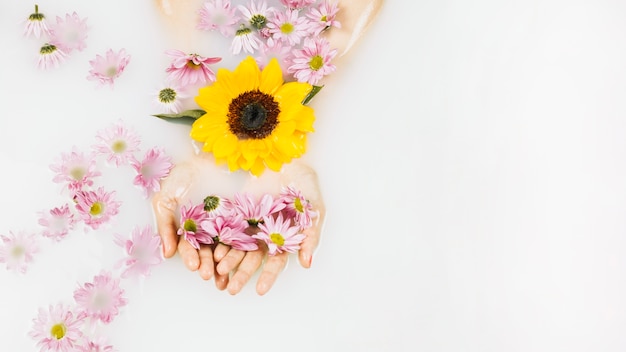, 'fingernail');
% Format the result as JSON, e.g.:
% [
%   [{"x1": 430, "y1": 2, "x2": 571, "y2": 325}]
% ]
[{"x1": 161, "y1": 242, "x2": 166, "y2": 256}]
